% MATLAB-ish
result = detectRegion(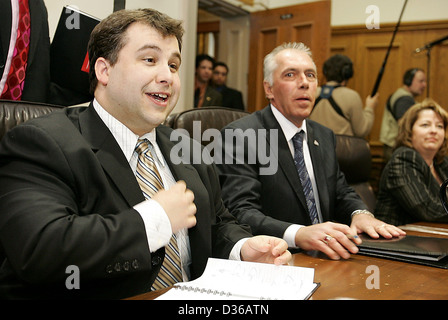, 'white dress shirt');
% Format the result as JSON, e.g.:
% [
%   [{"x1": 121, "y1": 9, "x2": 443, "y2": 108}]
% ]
[
  {"x1": 270, "y1": 105, "x2": 323, "y2": 248},
  {"x1": 93, "y1": 99, "x2": 244, "y2": 281}
]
